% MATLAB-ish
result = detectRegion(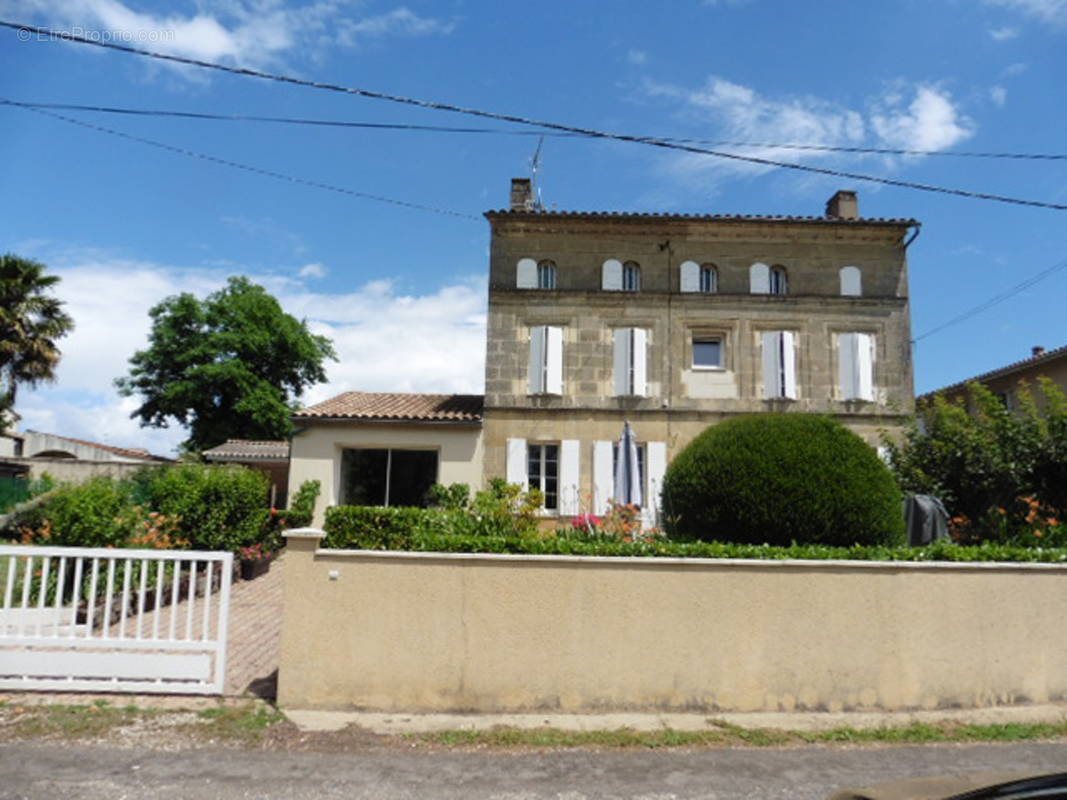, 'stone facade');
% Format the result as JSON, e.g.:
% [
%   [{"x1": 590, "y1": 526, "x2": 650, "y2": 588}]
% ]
[{"x1": 483, "y1": 181, "x2": 918, "y2": 519}]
